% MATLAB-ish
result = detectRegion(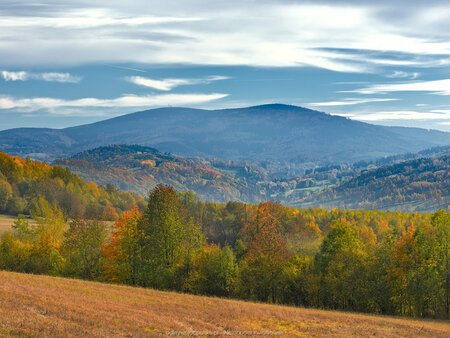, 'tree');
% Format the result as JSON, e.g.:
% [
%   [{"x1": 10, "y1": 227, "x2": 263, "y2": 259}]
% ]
[
  {"x1": 431, "y1": 210, "x2": 449, "y2": 318},
  {"x1": 315, "y1": 221, "x2": 368, "y2": 311},
  {"x1": 388, "y1": 210, "x2": 449, "y2": 318},
  {"x1": 236, "y1": 202, "x2": 289, "y2": 303},
  {"x1": 184, "y1": 244, "x2": 236, "y2": 296},
  {"x1": 30, "y1": 196, "x2": 66, "y2": 248},
  {"x1": 0, "y1": 179, "x2": 12, "y2": 211},
  {"x1": 103, "y1": 206, "x2": 142, "y2": 284},
  {"x1": 138, "y1": 185, "x2": 203, "y2": 289},
  {"x1": 27, "y1": 196, "x2": 66, "y2": 274},
  {"x1": 60, "y1": 218, "x2": 108, "y2": 280},
  {"x1": 102, "y1": 204, "x2": 119, "y2": 221}
]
